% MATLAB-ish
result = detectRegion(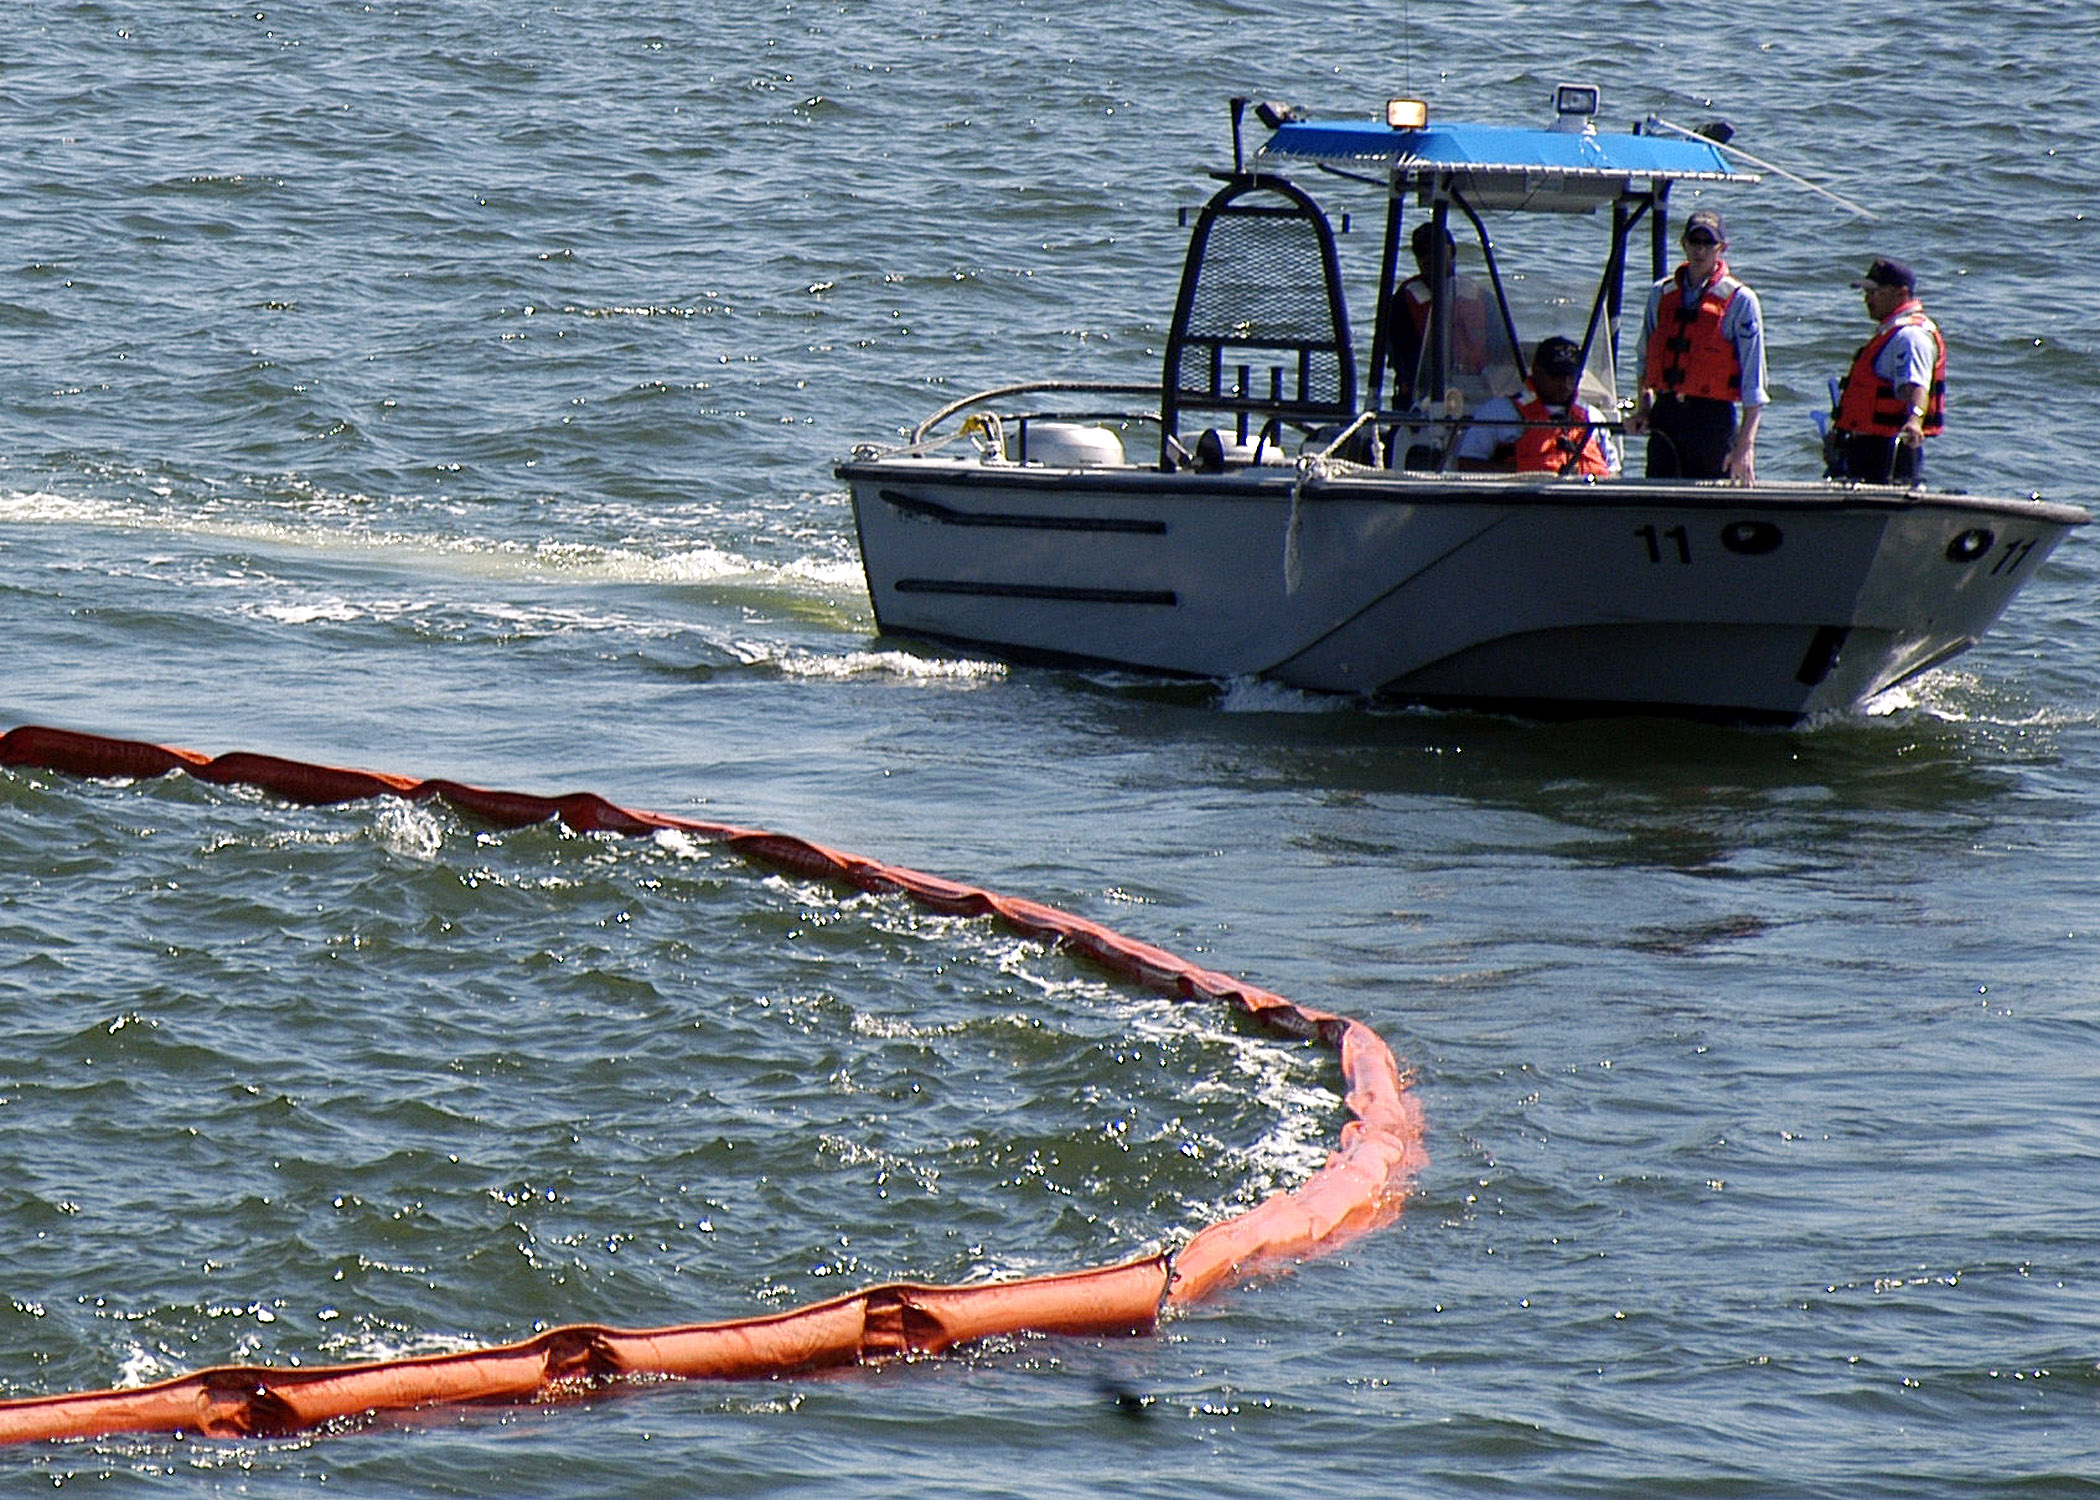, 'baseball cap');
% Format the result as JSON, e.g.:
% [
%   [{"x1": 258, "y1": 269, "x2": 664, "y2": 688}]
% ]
[
  {"x1": 1852, "y1": 256, "x2": 1916, "y2": 292},
  {"x1": 1682, "y1": 209, "x2": 1726, "y2": 243},
  {"x1": 1533, "y1": 336, "x2": 1583, "y2": 377}
]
